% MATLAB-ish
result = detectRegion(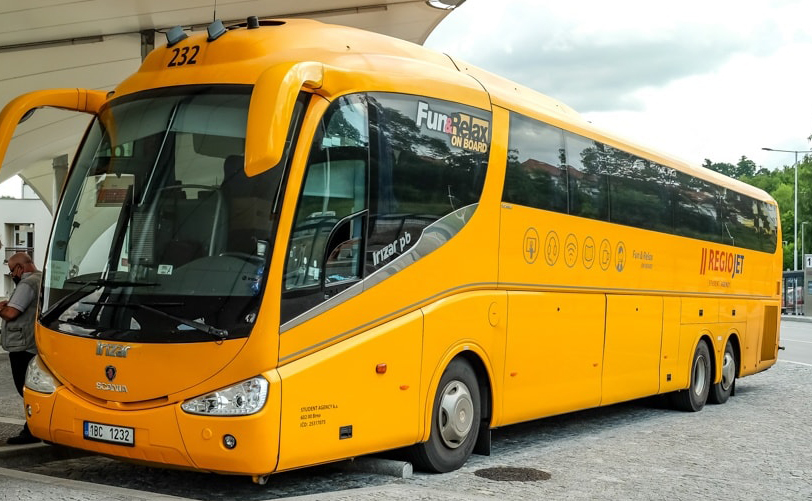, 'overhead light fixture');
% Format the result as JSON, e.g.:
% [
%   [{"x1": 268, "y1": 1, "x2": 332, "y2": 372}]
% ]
[{"x1": 426, "y1": 0, "x2": 466, "y2": 9}]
